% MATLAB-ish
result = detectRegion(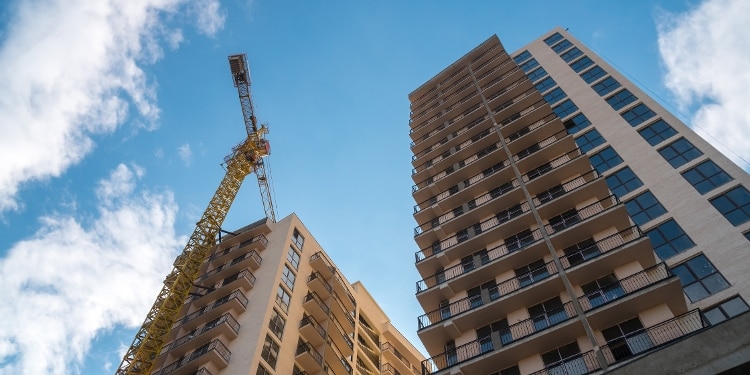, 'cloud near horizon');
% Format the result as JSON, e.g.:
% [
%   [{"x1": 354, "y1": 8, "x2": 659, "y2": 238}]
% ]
[
  {"x1": 0, "y1": 0, "x2": 225, "y2": 213},
  {"x1": 0, "y1": 164, "x2": 183, "y2": 375},
  {"x1": 657, "y1": 0, "x2": 750, "y2": 169}
]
